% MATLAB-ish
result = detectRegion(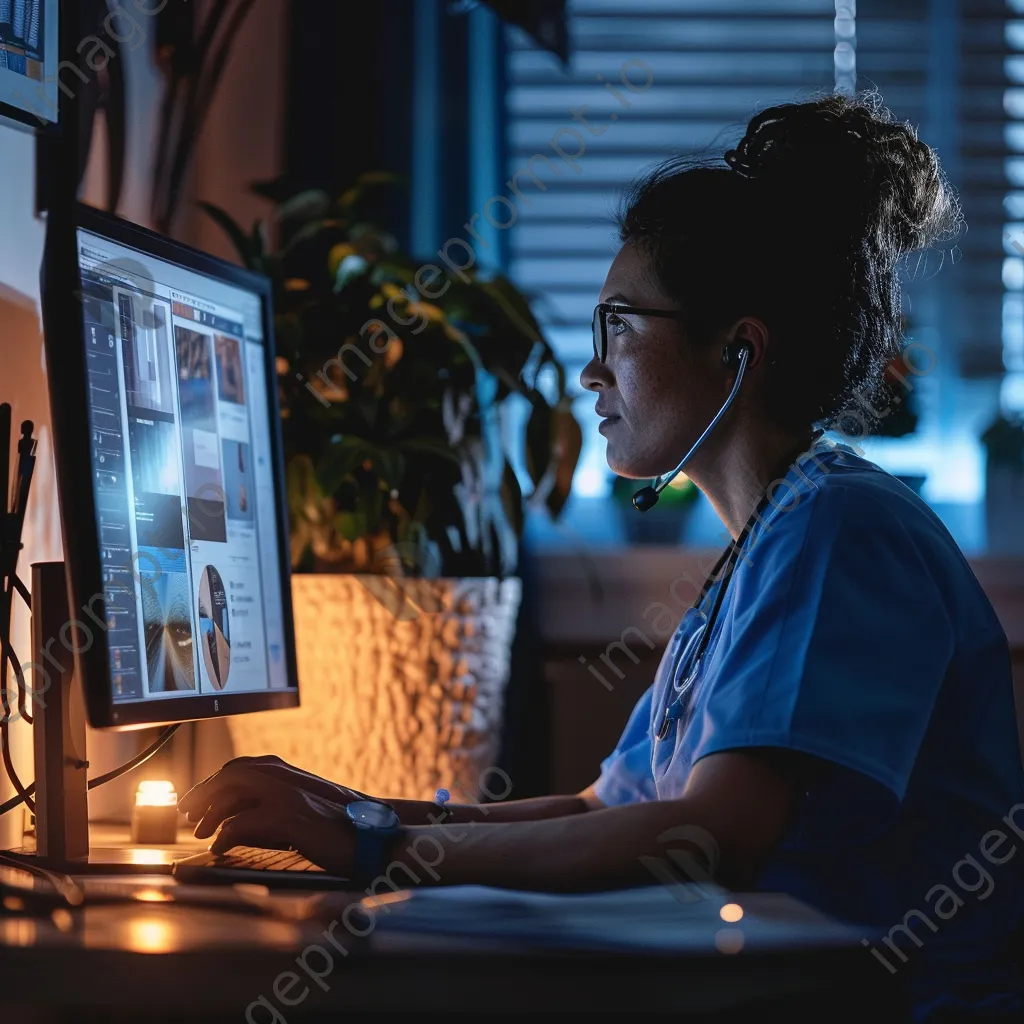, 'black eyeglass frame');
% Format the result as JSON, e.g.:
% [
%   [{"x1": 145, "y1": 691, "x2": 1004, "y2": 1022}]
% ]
[{"x1": 591, "y1": 302, "x2": 688, "y2": 363}]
